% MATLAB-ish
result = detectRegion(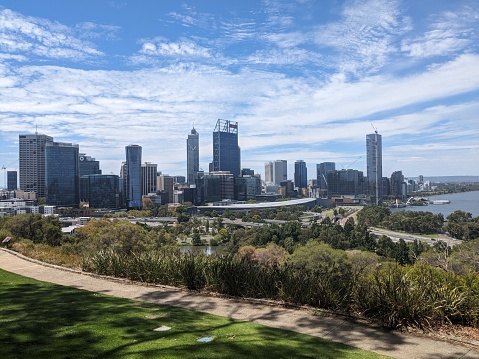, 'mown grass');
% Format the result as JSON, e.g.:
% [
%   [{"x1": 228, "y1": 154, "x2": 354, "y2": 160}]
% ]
[{"x1": 0, "y1": 269, "x2": 388, "y2": 359}]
